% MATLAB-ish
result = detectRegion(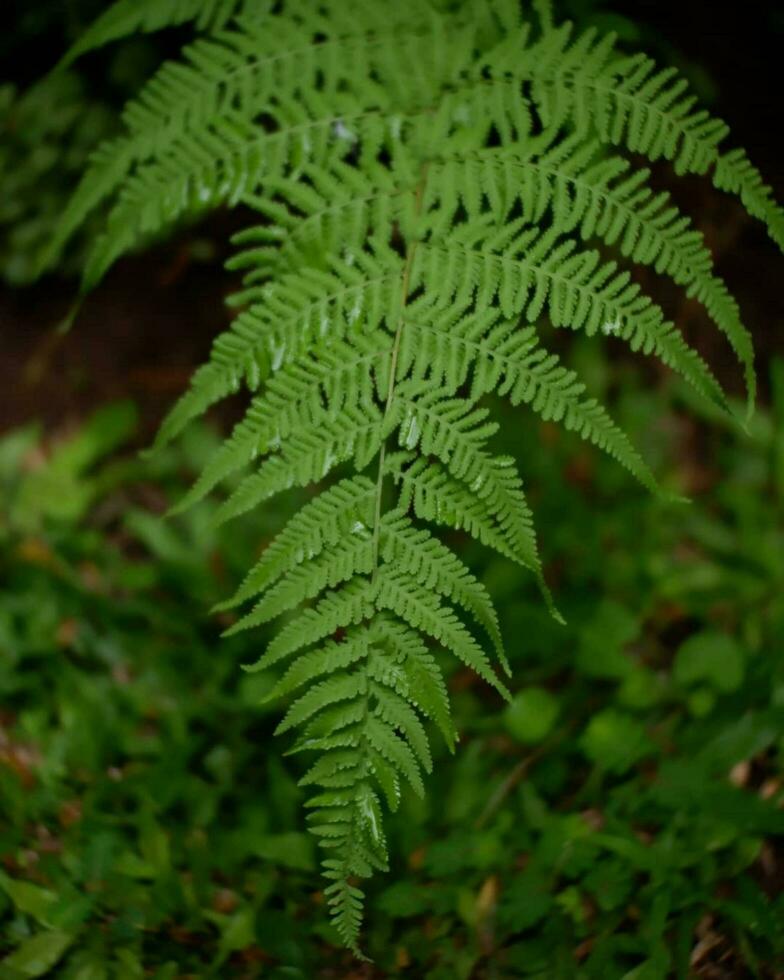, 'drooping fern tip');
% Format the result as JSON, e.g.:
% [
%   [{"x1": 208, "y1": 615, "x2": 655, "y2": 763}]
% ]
[{"x1": 49, "y1": 0, "x2": 783, "y2": 954}]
